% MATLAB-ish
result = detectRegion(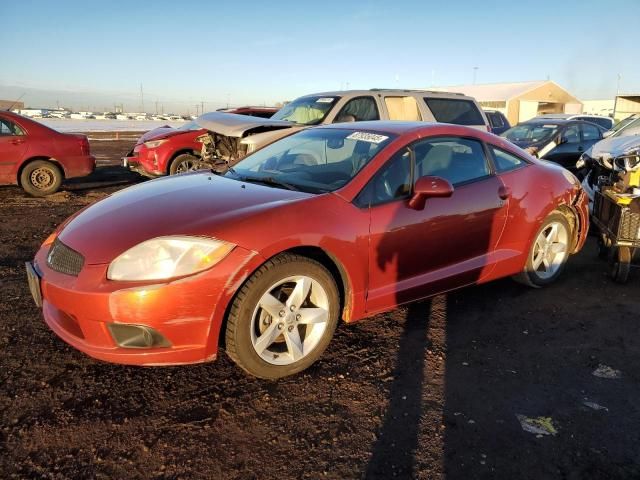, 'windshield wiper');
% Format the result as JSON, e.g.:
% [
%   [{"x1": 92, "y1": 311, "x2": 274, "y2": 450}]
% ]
[{"x1": 238, "y1": 175, "x2": 300, "y2": 191}]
